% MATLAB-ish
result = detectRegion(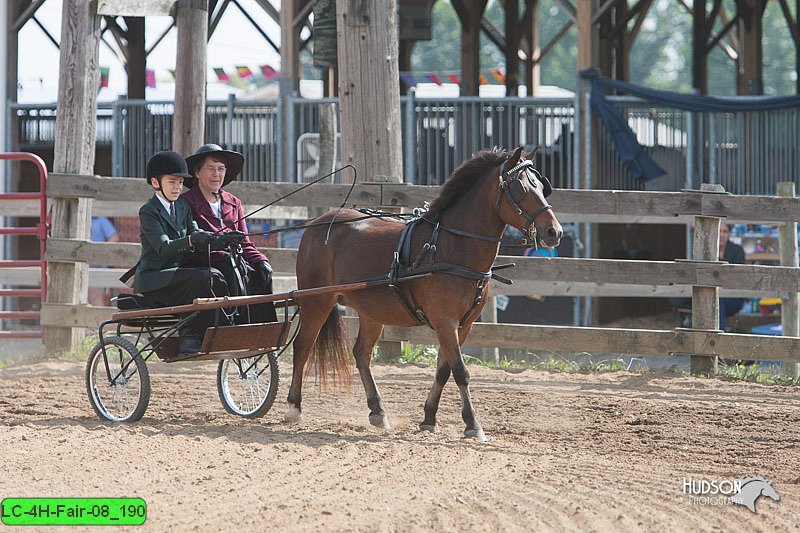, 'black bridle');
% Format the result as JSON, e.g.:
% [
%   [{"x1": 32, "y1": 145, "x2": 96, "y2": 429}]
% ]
[{"x1": 497, "y1": 158, "x2": 553, "y2": 231}]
